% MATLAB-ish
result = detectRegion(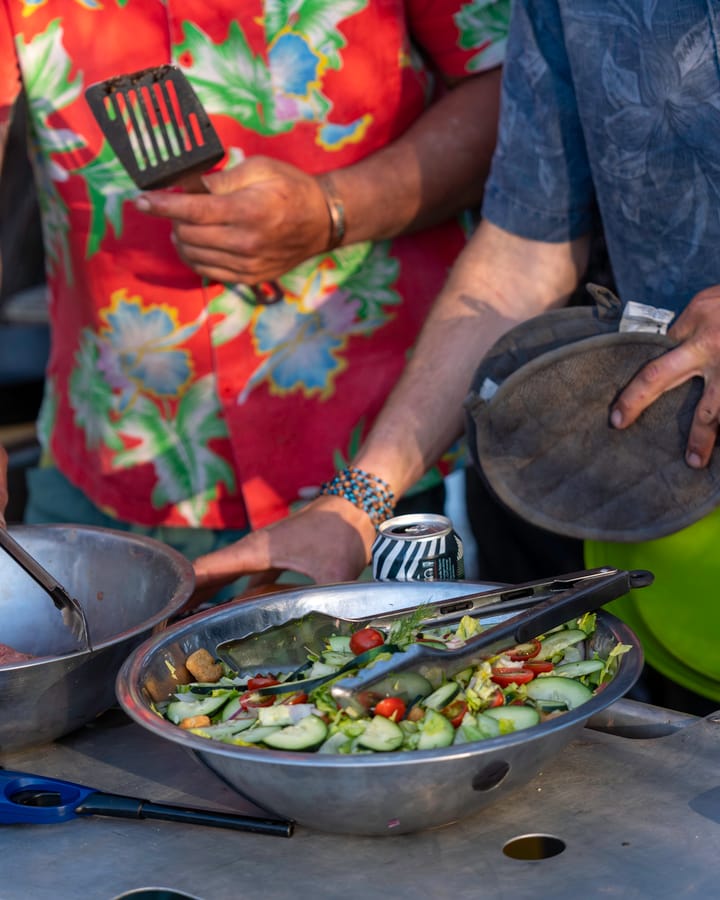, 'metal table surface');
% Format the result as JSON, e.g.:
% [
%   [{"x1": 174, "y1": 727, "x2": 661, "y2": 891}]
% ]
[{"x1": 1, "y1": 699, "x2": 718, "y2": 900}]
